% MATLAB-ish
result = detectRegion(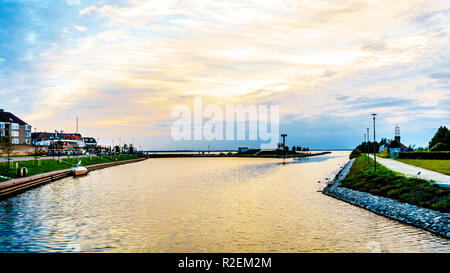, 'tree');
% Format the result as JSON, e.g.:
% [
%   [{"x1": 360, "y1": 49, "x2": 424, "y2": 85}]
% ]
[
  {"x1": 34, "y1": 144, "x2": 39, "y2": 161},
  {"x1": 54, "y1": 140, "x2": 63, "y2": 159},
  {"x1": 291, "y1": 146, "x2": 296, "y2": 152},
  {"x1": 390, "y1": 139, "x2": 401, "y2": 148},
  {"x1": 95, "y1": 145, "x2": 102, "y2": 155},
  {"x1": 129, "y1": 144, "x2": 134, "y2": 154},
  {"x1": 349, "y1": 148, "x2": 361, "y2": 159},
  {"x1": 416, "y1": 147, "x2": 427, "y2": 152},
  {"x1": 0, "y1": 135, "x2": 14, "y2": 169},
  {"x1": 355, "y1": 141, "x2": 381, "y2": 154},
  {"x1": 49, "y1": 139, "x2": 55, "y2": 158},
  {"x1": 429, "y1": 126, "x2": 449, "y2": 151},
  {"x1": 379, "y1": 138, "x2": 388, "y2": 146},
  {"x1": 114, "y1": 145, "x2": 120, "y2": 153}
]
